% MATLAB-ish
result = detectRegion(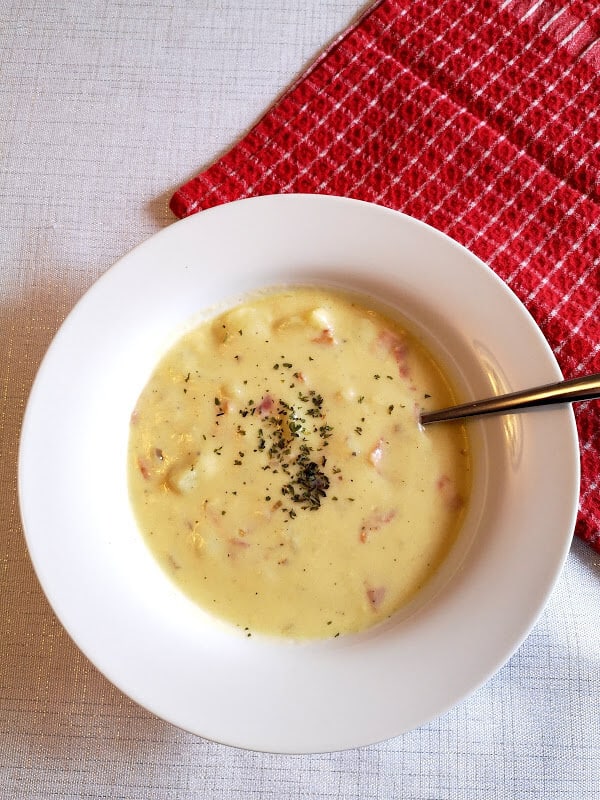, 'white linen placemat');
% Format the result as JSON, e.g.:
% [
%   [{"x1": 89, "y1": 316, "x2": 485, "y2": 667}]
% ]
[{"x1": 1, "y1": 2, "x2": 598, "y2": 797}]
